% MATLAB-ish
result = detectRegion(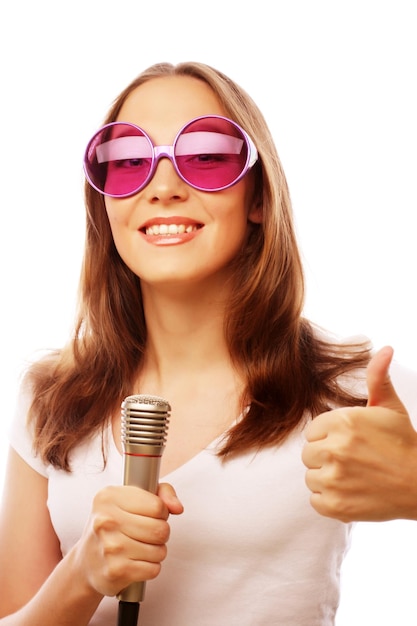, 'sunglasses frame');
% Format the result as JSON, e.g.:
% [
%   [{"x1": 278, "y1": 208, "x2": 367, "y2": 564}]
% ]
[{"x1": 83, "y1": 114, "x2": 259, "y2": 197}]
